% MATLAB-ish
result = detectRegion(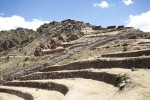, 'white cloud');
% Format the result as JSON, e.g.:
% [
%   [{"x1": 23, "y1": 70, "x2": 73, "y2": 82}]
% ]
[
  {"x1": 93, "y1": 1, "x2": 110, "y2": 8},
  {"x1": 122, "y1": 0, "x2": 134, "y2": 6},
  {"x1": 0, "y1": 15, "x2": 50, "y2": 31},
  {"x1": 127, "y1": 11, "x2": 150, "y2": 32}
]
